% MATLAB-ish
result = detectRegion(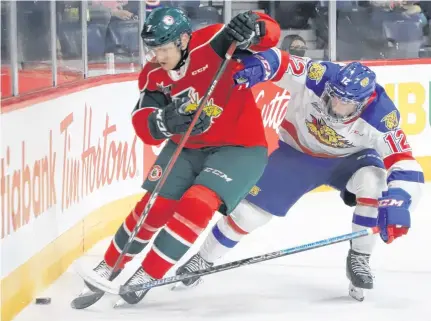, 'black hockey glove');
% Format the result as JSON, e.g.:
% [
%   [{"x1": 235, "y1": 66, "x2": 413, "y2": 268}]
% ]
[
  {"x1": 148, "y1": 98, "x2": 212, "y2": 139},
  {"x1": 190, "y1": 109, "x2": 212, "y2": 136},
  {"x1": 225, "y1": 11, "x2": 265, "y2": 50}
]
